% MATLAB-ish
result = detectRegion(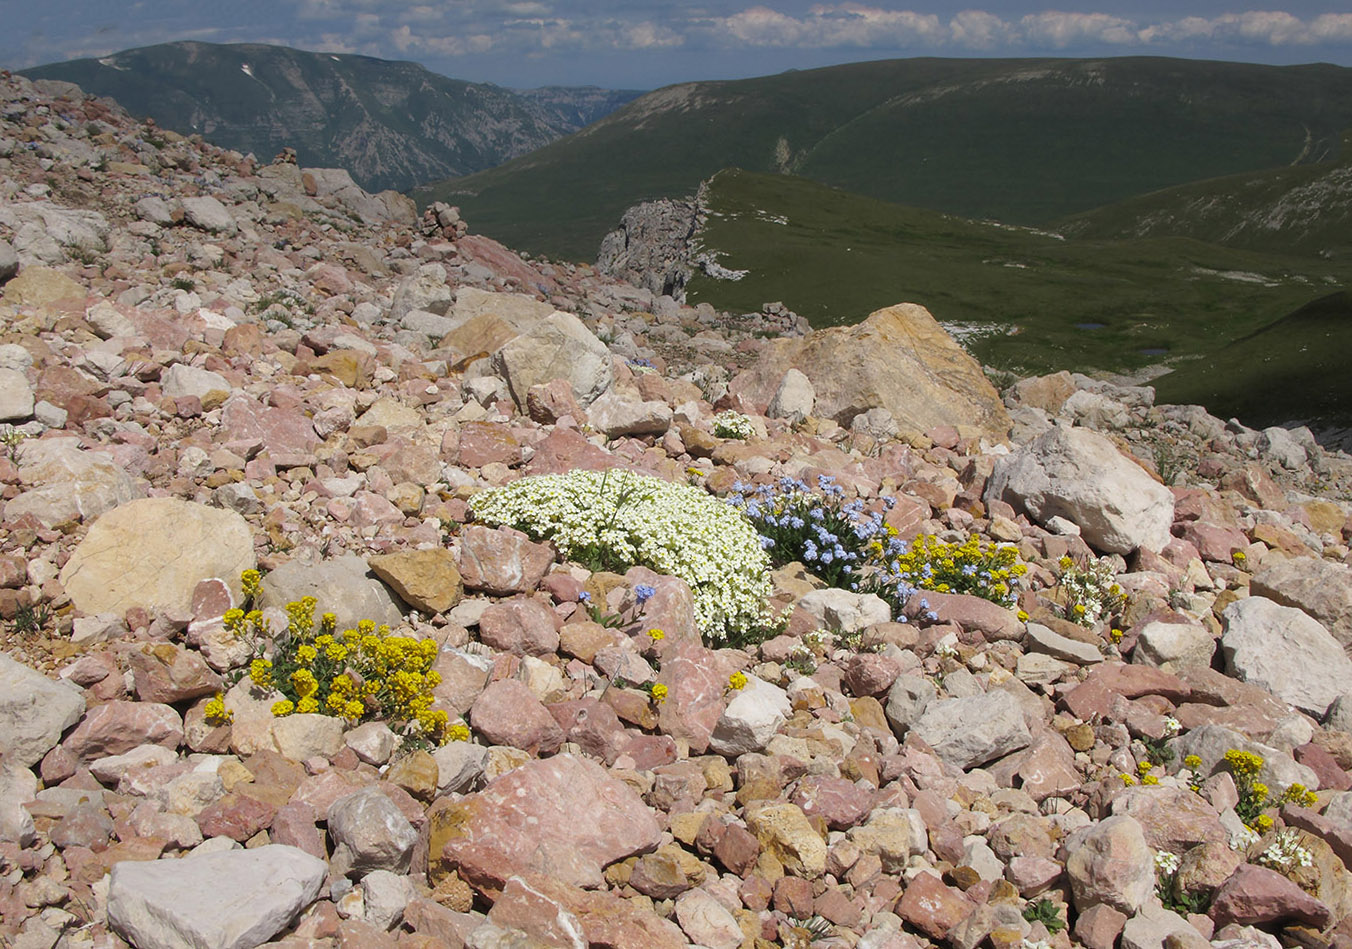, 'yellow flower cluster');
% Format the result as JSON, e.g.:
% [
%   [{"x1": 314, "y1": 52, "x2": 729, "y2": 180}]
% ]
[
  {"x1": 650, "y1": 683, "x2": 668, "y2": 704},
  {"x1": 890, "y1": 534, "x2": 1026, "y2": 608},
  {"x1": 225, "y1": 572, "x2": 454, "y2": 745},
  {"x1": 203, "y1": 692, "x2": 233, "y2": 726},
  {"x1": 728, "y1": 671, "x2": 748, "y2": 691},
  {"x1": 648, "y1": 628, "x2": 665, "y2": 641}
]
